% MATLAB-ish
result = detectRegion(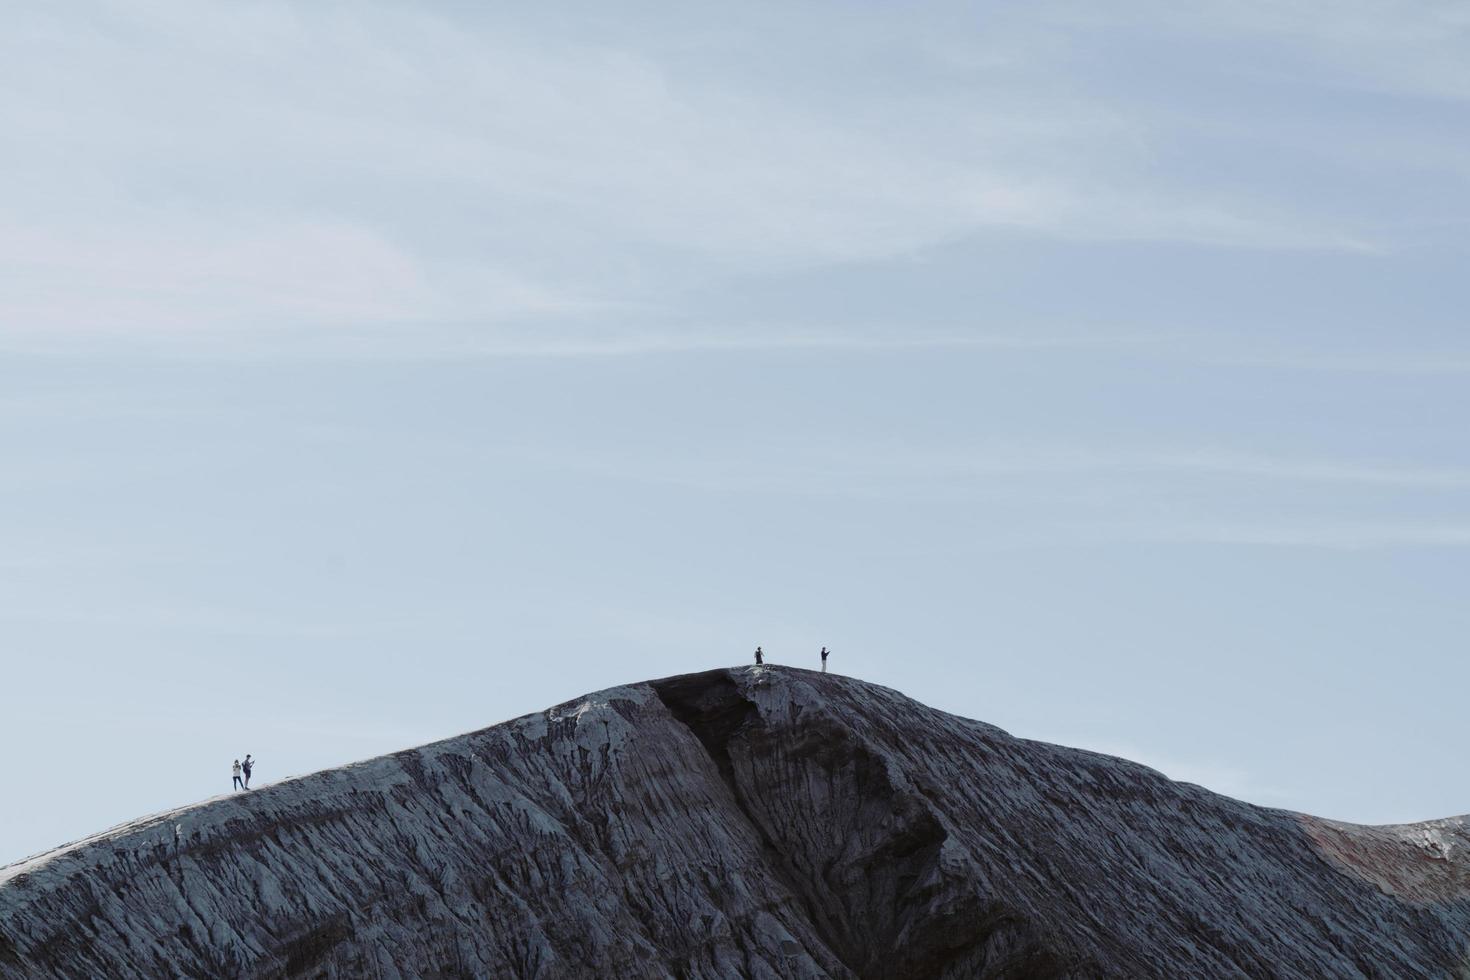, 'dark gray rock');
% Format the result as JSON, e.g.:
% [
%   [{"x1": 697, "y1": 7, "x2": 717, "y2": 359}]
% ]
[{"x1": 2, "y1": 666, "x2": 1468, "y2": 978}]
